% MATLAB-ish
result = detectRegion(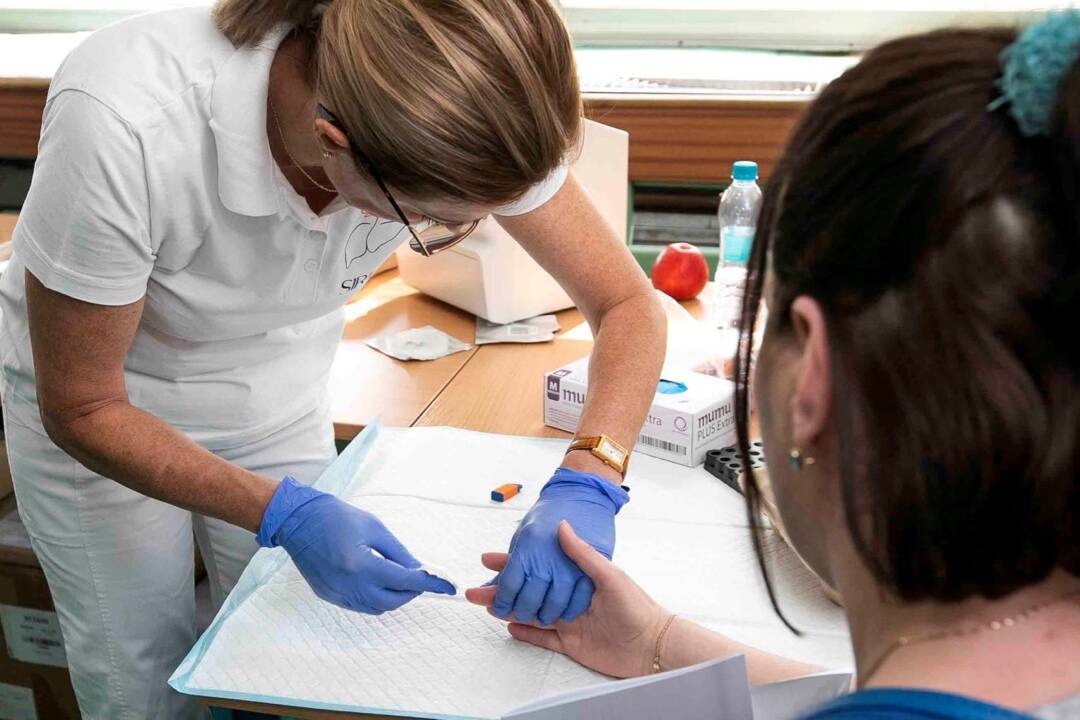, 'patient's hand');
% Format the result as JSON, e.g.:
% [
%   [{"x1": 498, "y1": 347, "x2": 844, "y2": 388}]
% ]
[{"x1": 466, "y1": 521, "x2": 671, "y2": 678}]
